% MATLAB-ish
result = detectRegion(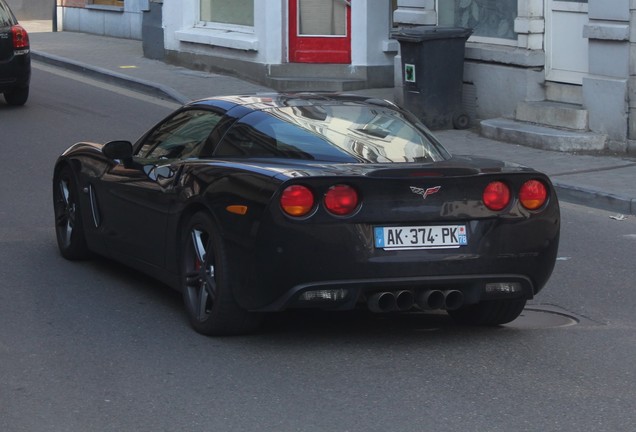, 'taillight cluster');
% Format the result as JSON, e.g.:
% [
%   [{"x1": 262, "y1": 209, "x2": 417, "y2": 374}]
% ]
[
  {"x1": 280, "y1": 184, "x2": 359, "y2": 217},
  {"x1": 11, "y1": 25, "x2": 29, "y2": 51},
  {"x1": 482, "y1": 179, "x2": 548, "y2": 211}
]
